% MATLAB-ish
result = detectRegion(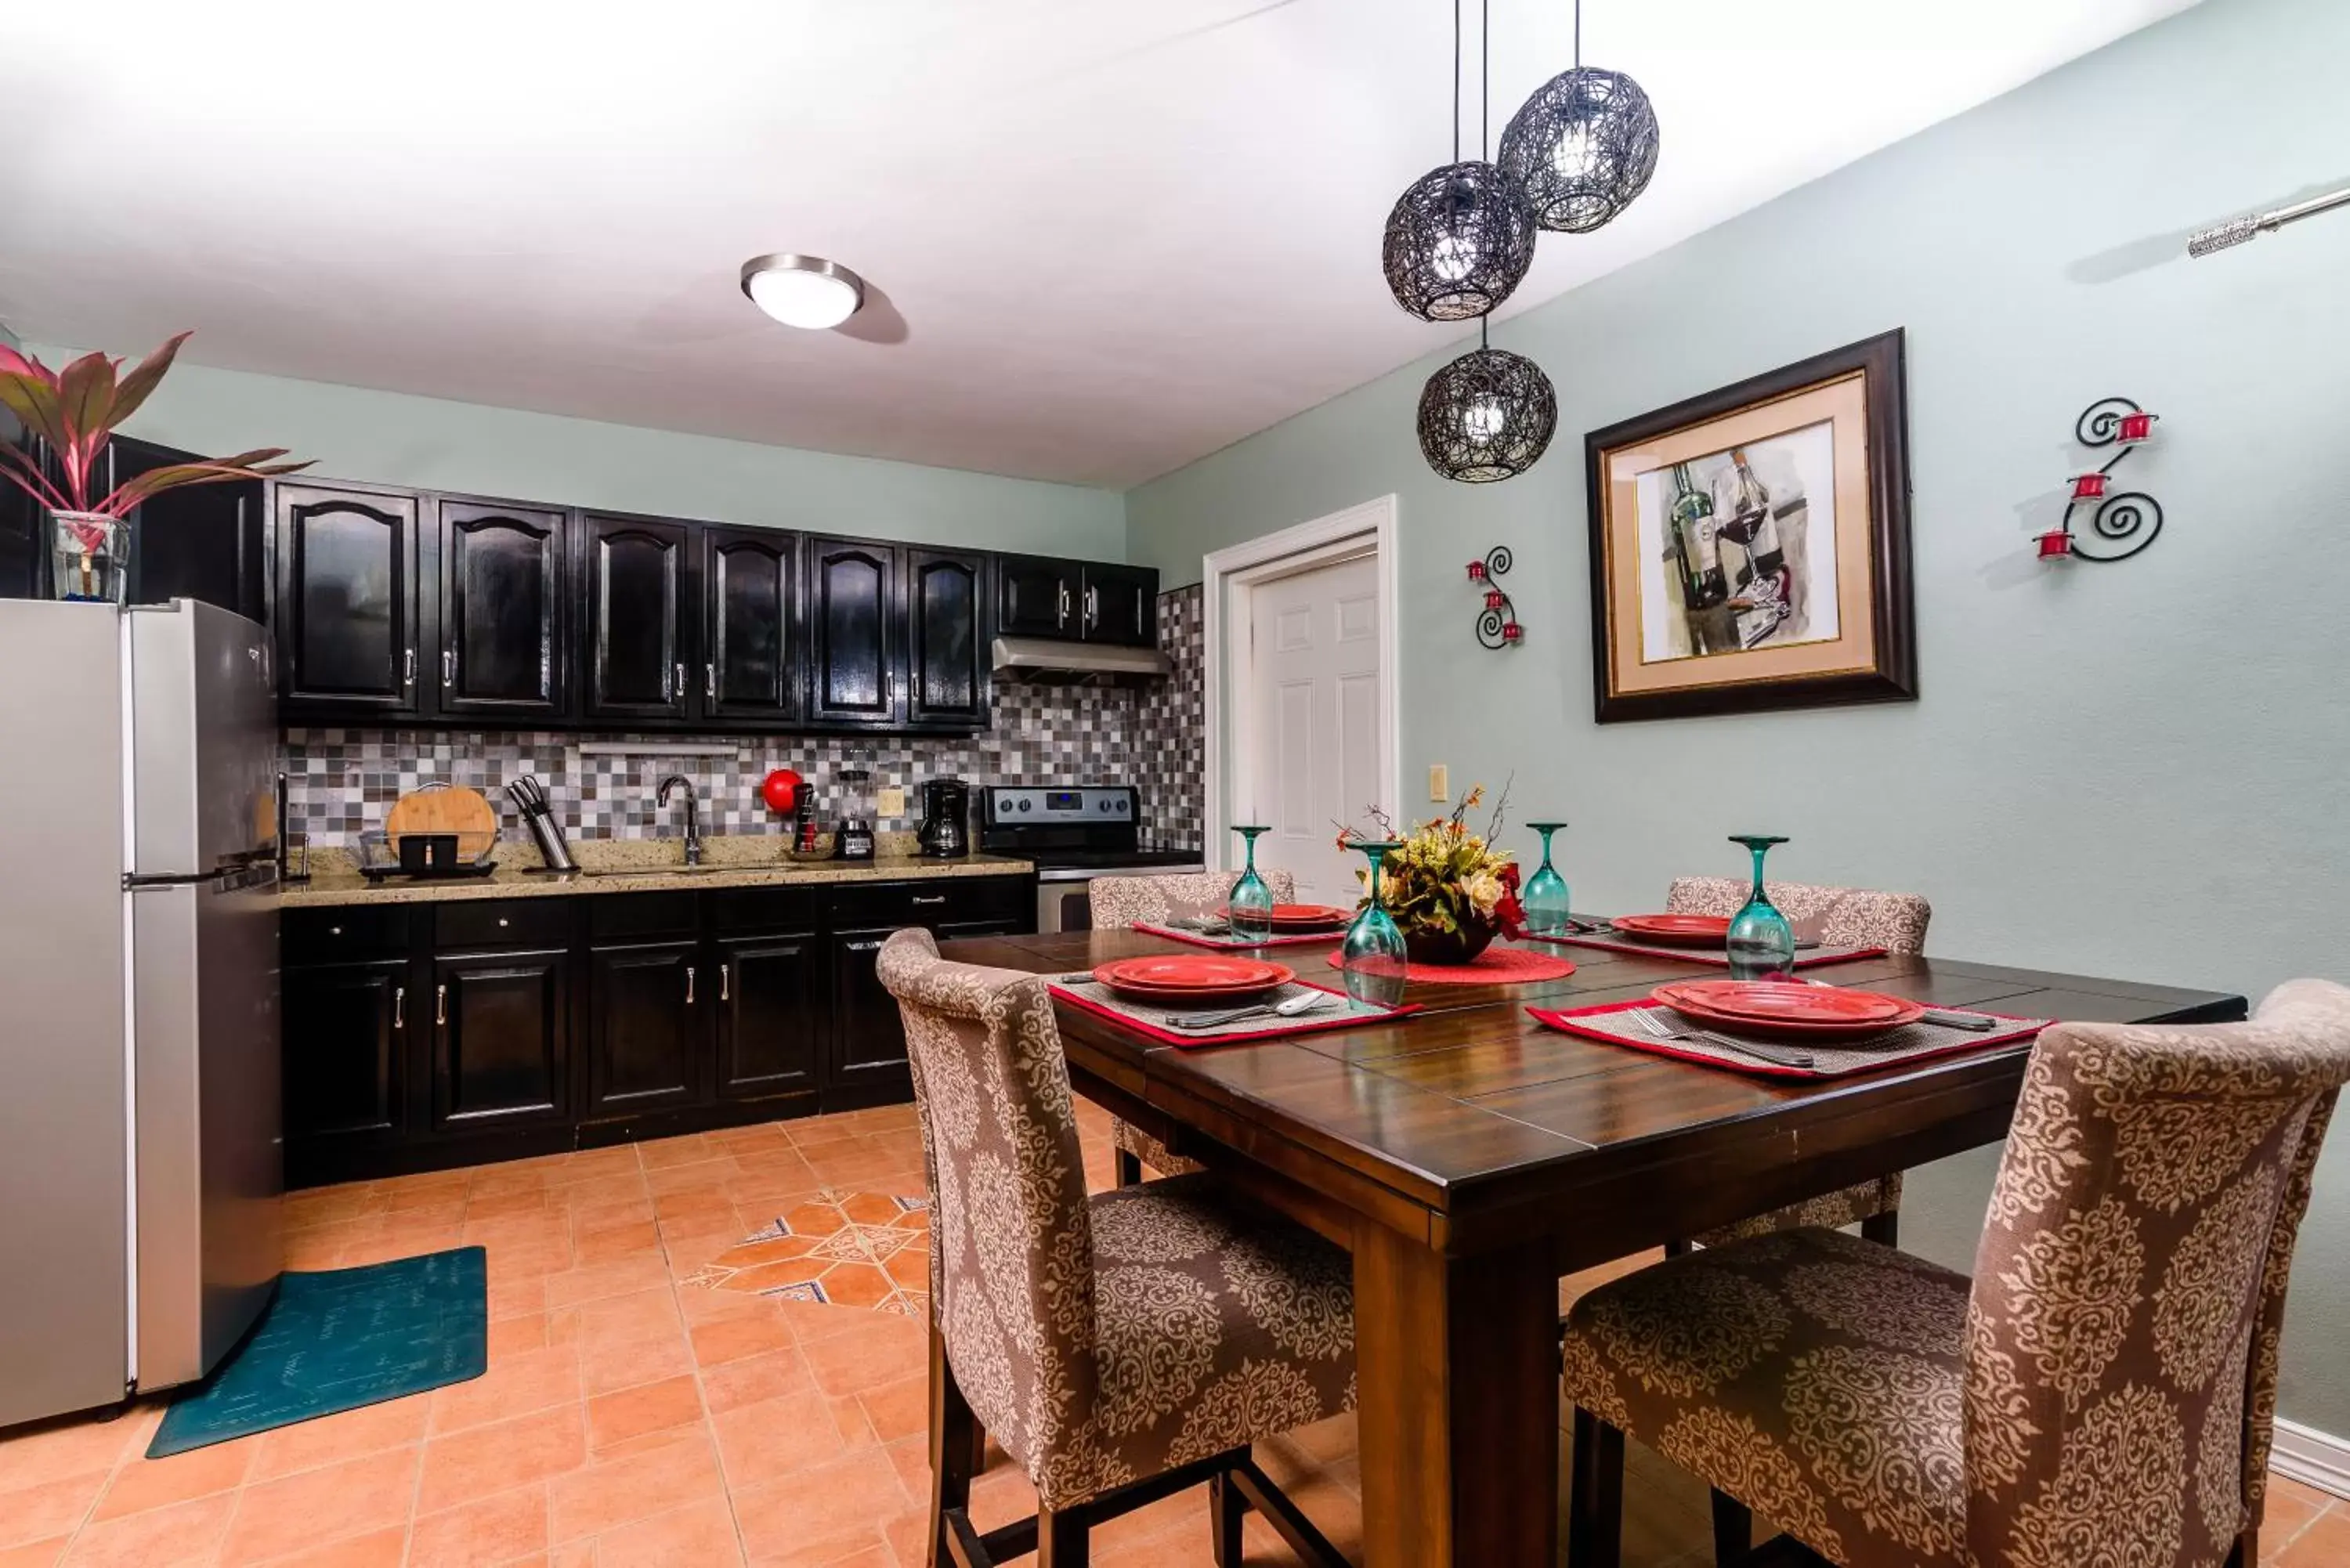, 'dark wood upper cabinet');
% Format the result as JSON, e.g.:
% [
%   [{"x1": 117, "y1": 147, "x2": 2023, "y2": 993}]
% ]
[
  {"x1": 435, "y1": 499, "x2": 566, "y2": 720},
  {"x1": 996, "y1": 554, "x2": 1072, "y2": 639},
  {"x1": 582, "y1": 513, "x2": 690, "y2": 723},
  {"x1": 702, "y1": 527, "x2": 797, "y2": 724},
  {"x1": 806, "y1": 537, "x2": 899, "y2": 727},
  {"x1": 1080, "y1": 563, "x2": 1158, "y2": 648},
  {"x1": 905, "y1": 548, "x2": 989, "y2": 730},
  {"x1": 274, "y1": 483, "x2": 422, "y2": 713}
]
